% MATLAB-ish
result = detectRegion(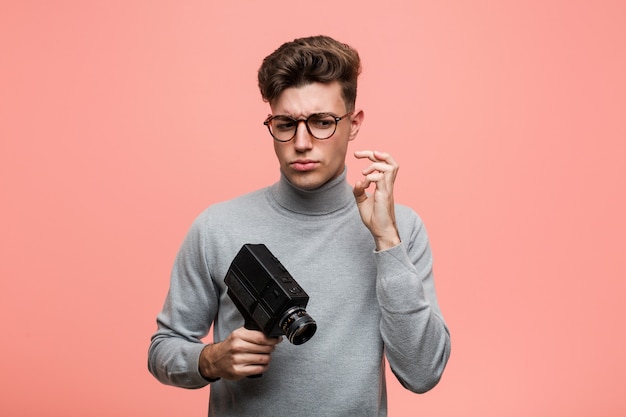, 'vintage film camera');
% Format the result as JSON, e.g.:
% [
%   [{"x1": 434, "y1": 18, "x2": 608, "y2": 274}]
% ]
[{"x1": 225, "y1": 243, "x2": 317, "y2": 345}]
